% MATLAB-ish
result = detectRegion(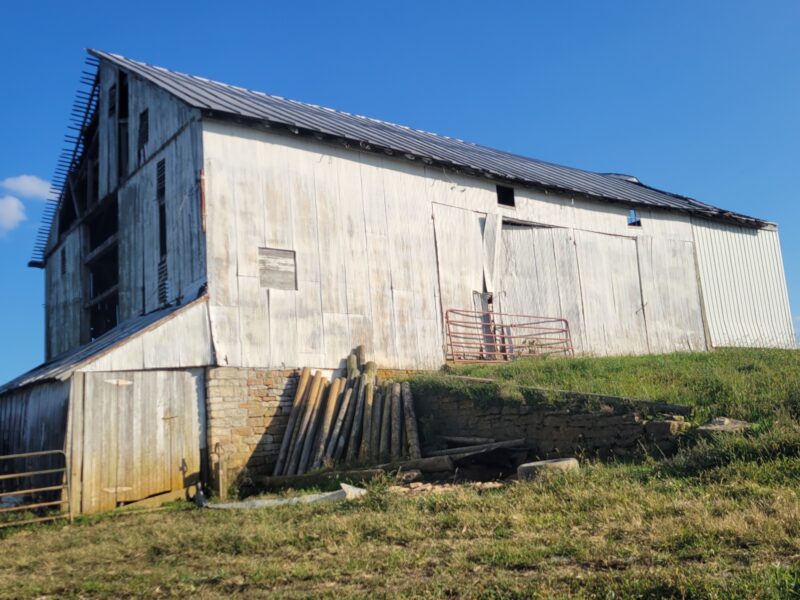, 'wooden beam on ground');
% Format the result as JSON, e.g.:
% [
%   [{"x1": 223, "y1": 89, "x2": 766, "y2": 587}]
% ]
[
  {"x1": 425, "y1": 439, "x2": 527, "y2": 458},
  {"x1": 377, "y1": 455, "x2": 454, "y2": 473}
]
